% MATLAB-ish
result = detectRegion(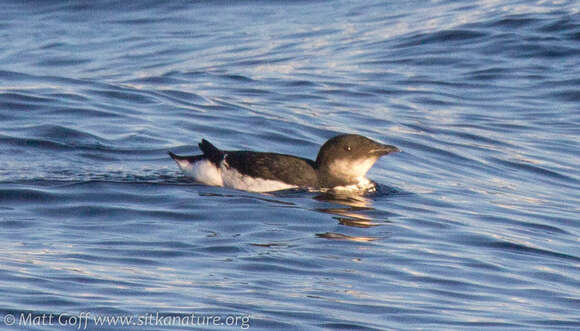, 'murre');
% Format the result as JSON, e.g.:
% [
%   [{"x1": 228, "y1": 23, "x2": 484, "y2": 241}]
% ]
[{"x1": 169, "y1": 134, "x2": 399, "y2": 193}]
